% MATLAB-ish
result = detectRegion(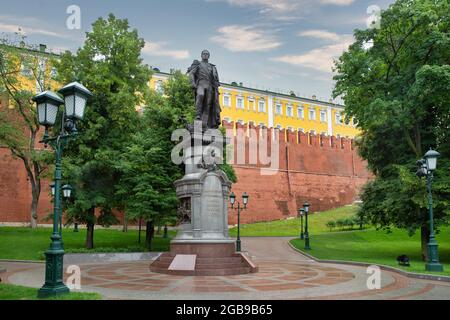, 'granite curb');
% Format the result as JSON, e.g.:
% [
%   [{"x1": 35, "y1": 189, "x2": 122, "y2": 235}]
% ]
[{"x1": 287, "y1": 241, "x2": 450, "y2": 283}]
